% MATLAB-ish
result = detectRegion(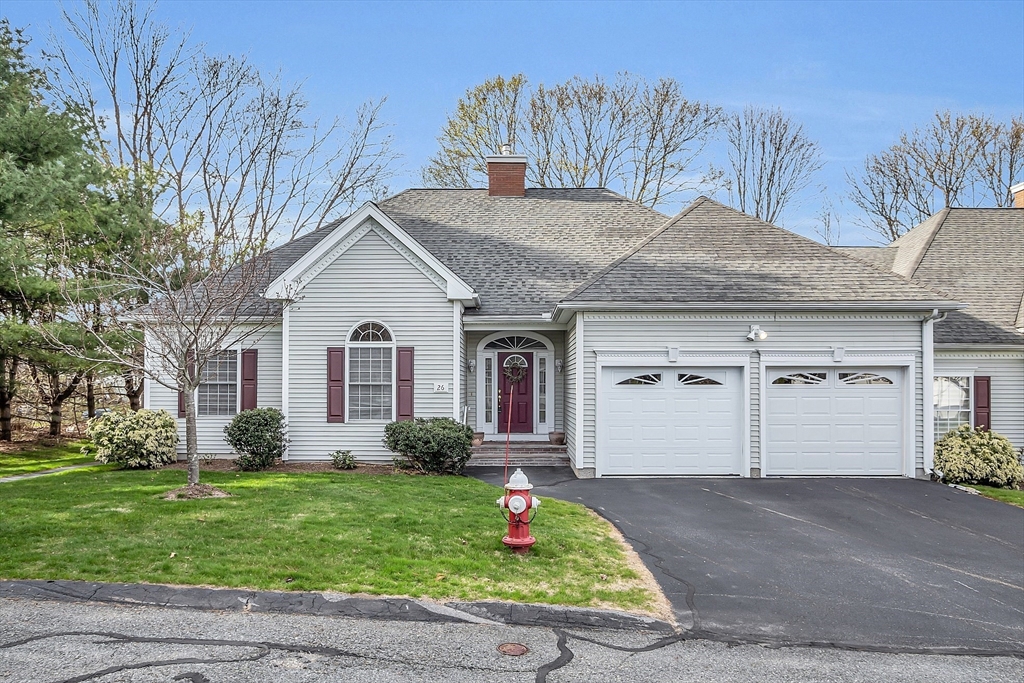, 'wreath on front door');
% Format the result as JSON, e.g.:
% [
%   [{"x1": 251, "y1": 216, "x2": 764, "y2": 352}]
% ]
[{"x1": 502, "y1": 354, "x2": 529, "y2": 385}]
